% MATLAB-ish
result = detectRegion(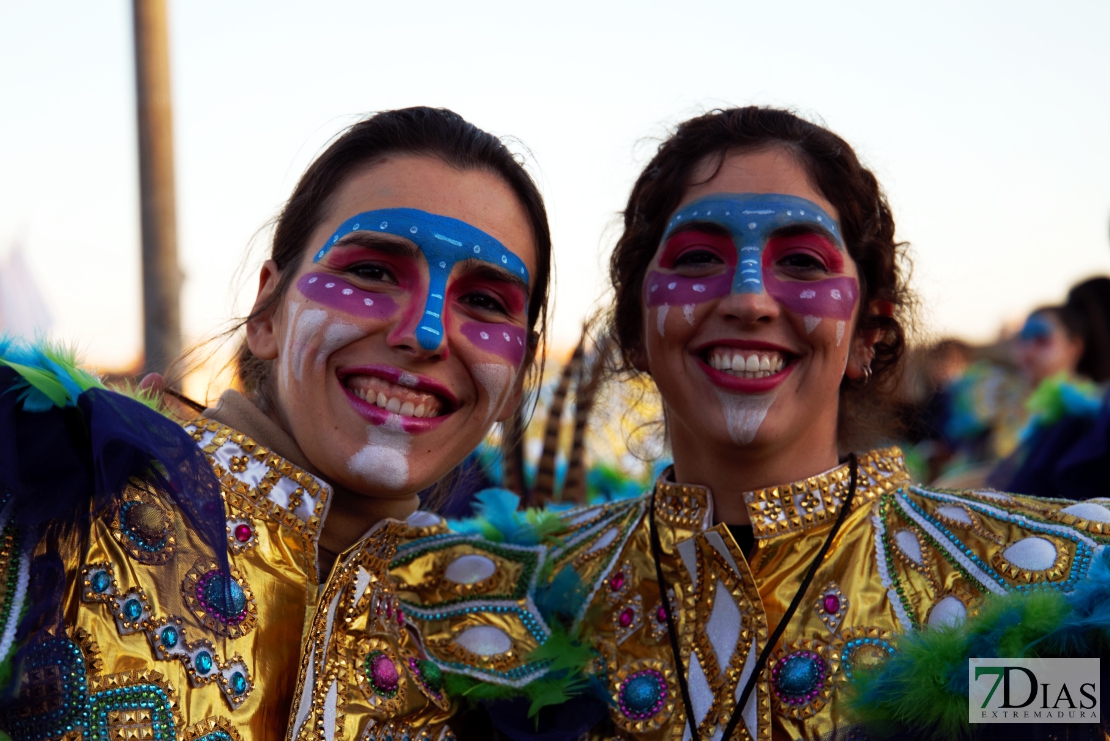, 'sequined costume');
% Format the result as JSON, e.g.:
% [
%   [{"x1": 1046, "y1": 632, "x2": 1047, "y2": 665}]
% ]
[
  {"x1": 451, "y1": 446, "x2": 1106, "y2": 740},
  {"x1": 0, "y1": 346, "x2": 457, "y2": 740}
]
